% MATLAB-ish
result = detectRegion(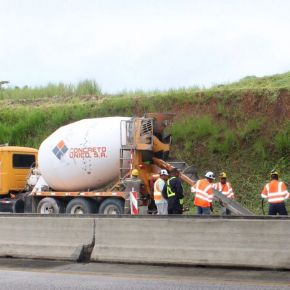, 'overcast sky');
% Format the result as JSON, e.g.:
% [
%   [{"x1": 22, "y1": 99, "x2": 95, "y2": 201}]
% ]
[{"x1": 1, "y1": 0, "x2": 290, "y2": 93}]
